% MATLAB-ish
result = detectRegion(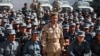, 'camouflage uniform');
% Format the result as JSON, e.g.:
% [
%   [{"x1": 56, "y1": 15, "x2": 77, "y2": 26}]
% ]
[
  {"x1": 52, "y1": 0, "x2": 61, "y2": 12},
  {"x1": 30, "y1": 2, "x2": 38, "y2": 11},
  {"x1": 41, "y1": 23, "x2": 64, "y2": 56}
]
